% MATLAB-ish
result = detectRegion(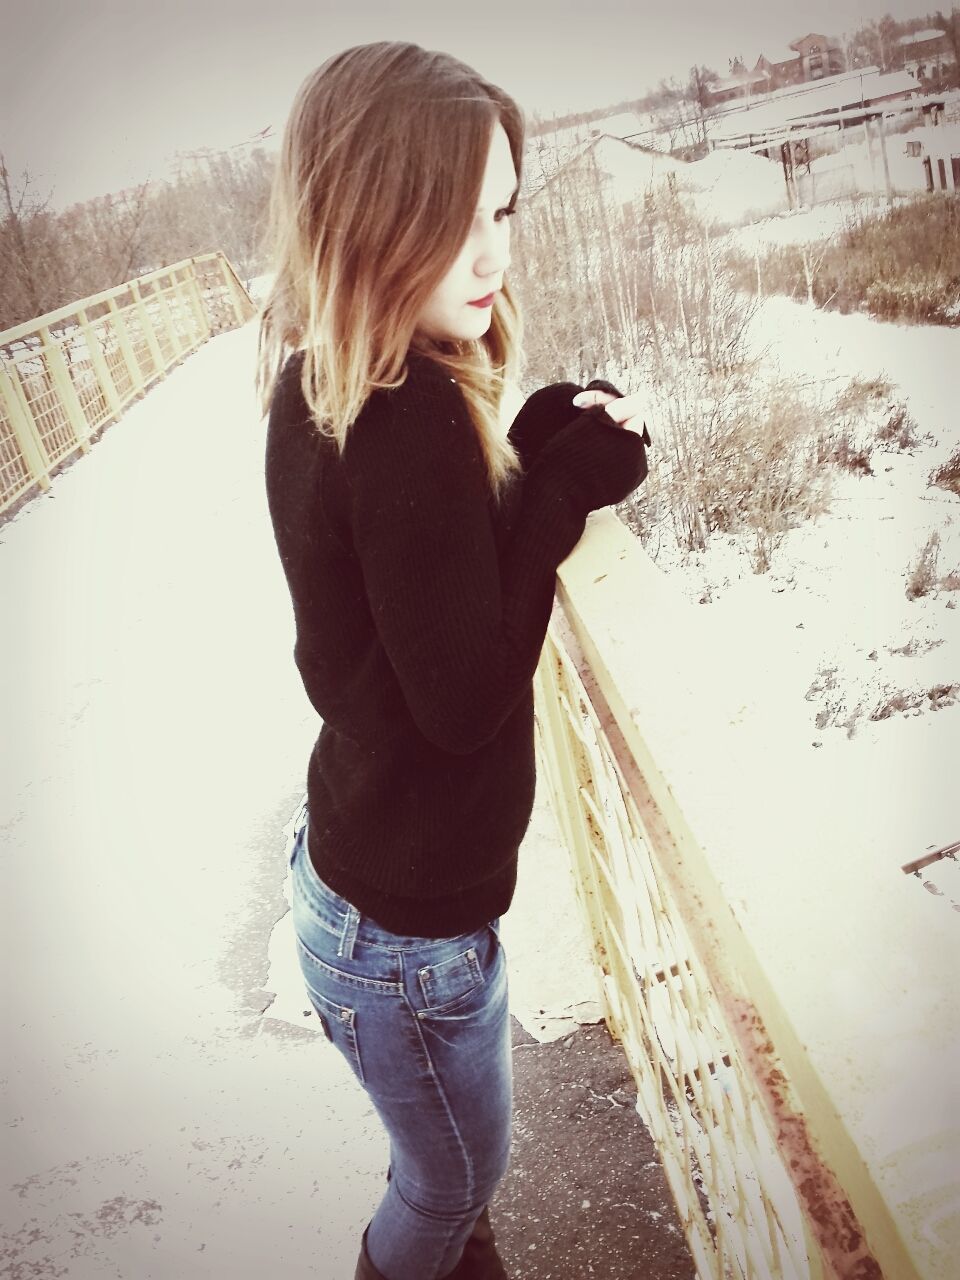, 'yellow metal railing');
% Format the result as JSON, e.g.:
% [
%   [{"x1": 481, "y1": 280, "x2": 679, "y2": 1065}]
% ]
[
  {"x1": 534, "y1": 510, "x2": 953, "y2": 1280},
  {"x1": 0, "y1": 252, "x2": 255, "y2": 517}
]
